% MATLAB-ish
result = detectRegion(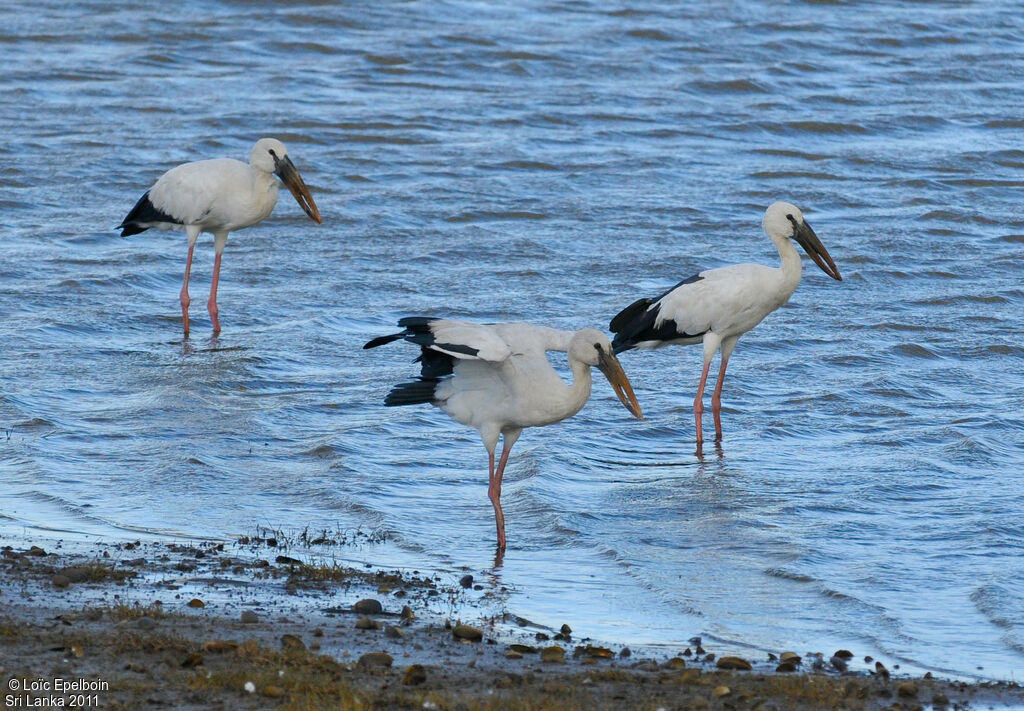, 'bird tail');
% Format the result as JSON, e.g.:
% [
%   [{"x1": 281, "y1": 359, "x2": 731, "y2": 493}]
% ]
[
  {"x1": 609, "y1": 297, "x2": 653, "y2": 353},
  {"x1": 117, "y1": 190, "x2": 181, "y2": 237}
]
